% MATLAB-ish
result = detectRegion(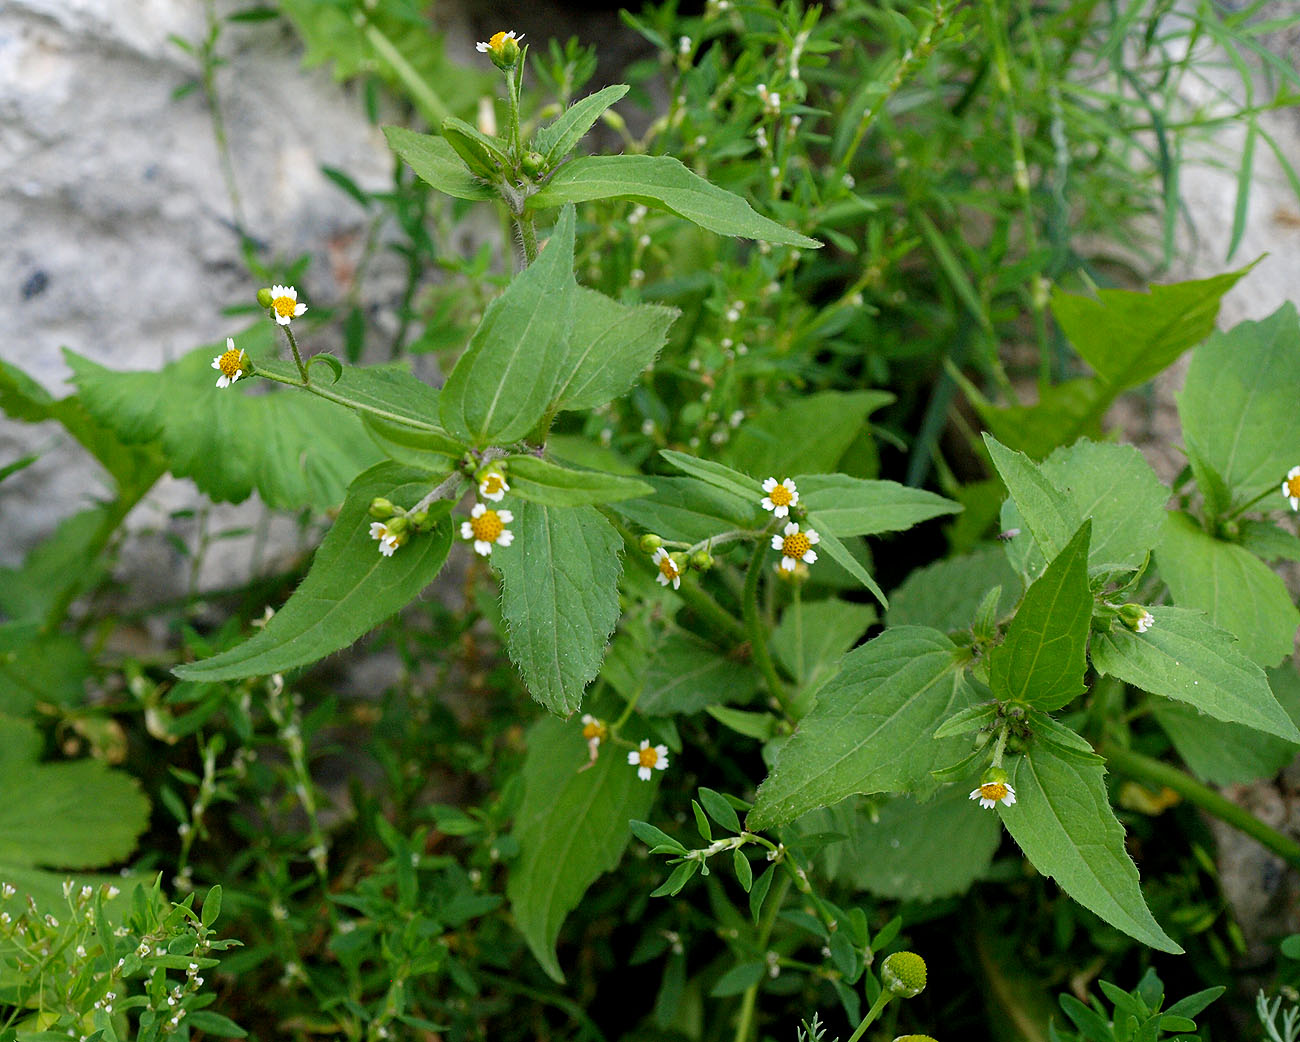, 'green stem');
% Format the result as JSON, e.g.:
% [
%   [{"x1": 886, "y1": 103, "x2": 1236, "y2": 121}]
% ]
[
  {"x1": 361, "y1": 22, "x2": 450, "y2": 124},
  {"x1": 1102, "y1": 742, "x2": 1300, "y2": 868},
  {"x1": 504, "y1": 67, "x2": 523, "y2": 161},
  {"x1": 1222, "y1": 482, "x2": 1281, "y2": 523},
  {"x1": 743, "y1": 540, "x2": 789, "y2": 710},
  {"x1": 515, "y1": 211, "x2": 539, "y2": 266},
  {"x1": 846, "y1": 989, "x2": 893, "y2": 1042},
  {"x1": 733, "y1": 873, "x2": 792, "y2": 1042},
  {"x1": 283, "y1": 326, "x2": 308, "y2": 382}
]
